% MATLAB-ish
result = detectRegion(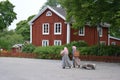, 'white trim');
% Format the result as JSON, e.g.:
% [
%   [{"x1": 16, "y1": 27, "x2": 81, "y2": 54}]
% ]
[
  {"x1": 109, "y1": 36, "x2": 120, "y2": 41},
  {"x1": 100, "y1": 41, "x2": 106, "y2": 45},
  {"x1": 54, "y1": 40, "x2": 62, "y2": 46},
  {"x1": 42, "y1": 23, "x2": 49, "y2": 35},
  {"x1": 46, "y1": 11, "x2": 52, "y2": 16},
  {"x1": 54, "y1": 22, "x2": 62, "y2": 35},
  {"x1": 66, "y1": 23, "x2": 70, "y2": 44},
  {"x1": 99, "y1": 27, "x2": 103, "y2": 37},
  {"x1": 97, "y1": 27, "x2": 103, "y2": 37},
  {"x1": 111, "y1": 42, "x2": 116, "y2": 45},
  {"x1": 30, "y1": 23, "x2": 33, "y2": 43},
  {"x1": 29, "y1": 6, "x2": 65, "y2": 24},
  {"x1": 42, "y1": 40, "x2": 49, "y2": 47},
  {"x1": 79, "y1": 27, "x2": 85, "y2": 36}
]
